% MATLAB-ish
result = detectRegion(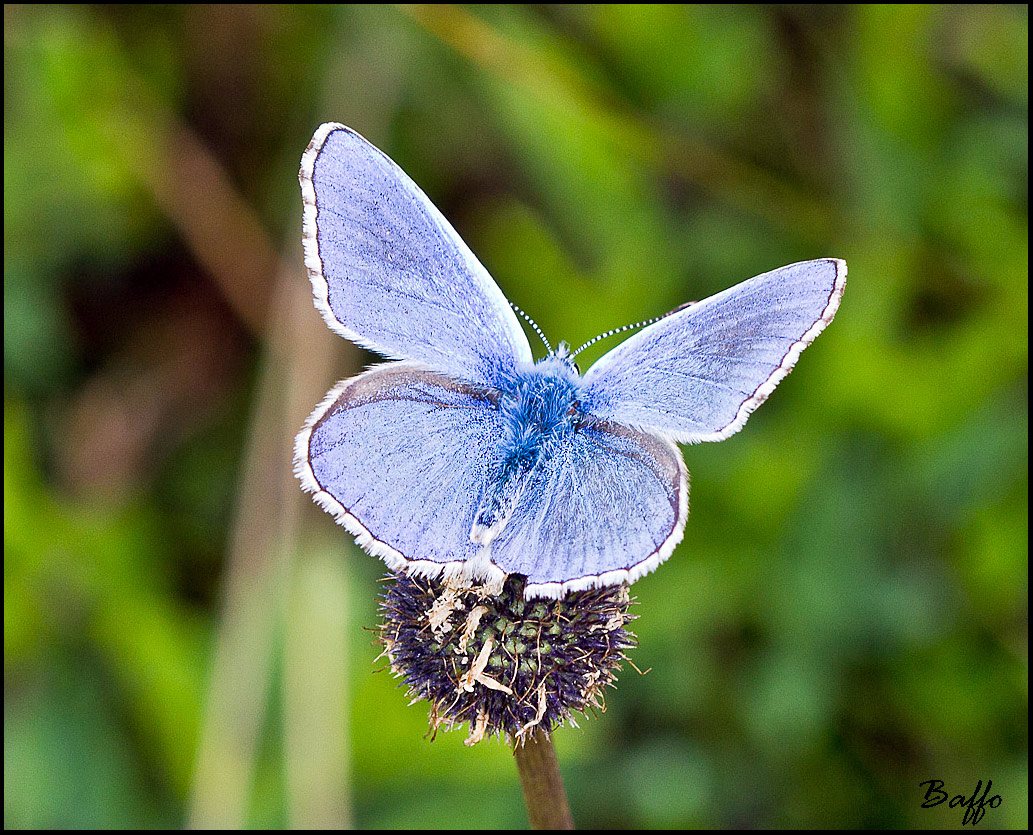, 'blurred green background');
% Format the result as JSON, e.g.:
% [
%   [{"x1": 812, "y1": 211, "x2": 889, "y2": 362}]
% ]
[{"x1": 4, "y1": 4, "x2": 1027, "y2": 829}]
